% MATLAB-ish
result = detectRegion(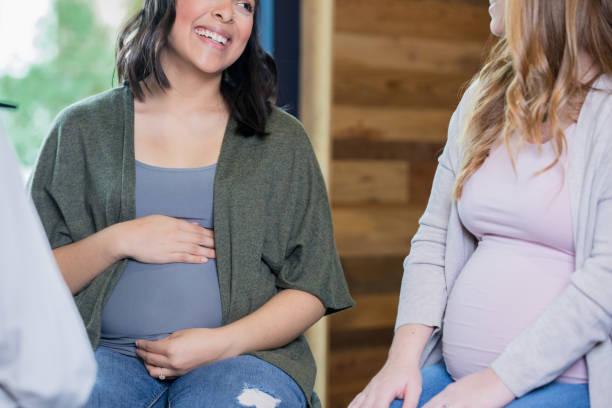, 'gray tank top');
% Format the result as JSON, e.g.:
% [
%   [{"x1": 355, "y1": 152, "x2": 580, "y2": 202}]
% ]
[{"x1": 99, "y1": 161, "x2": 222, "y2": 356}]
